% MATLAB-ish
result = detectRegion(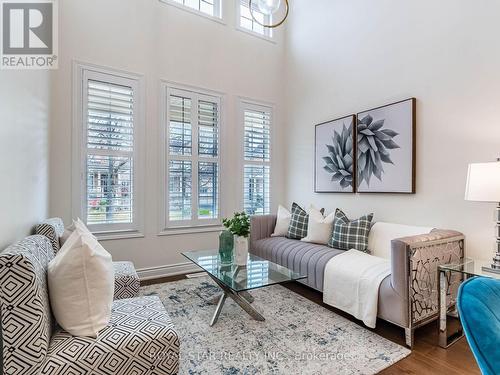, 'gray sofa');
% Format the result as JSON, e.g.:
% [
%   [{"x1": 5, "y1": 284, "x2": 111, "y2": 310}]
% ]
[{"x1": 250, "y1": 215, "x2": 465, "y2": 347}]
